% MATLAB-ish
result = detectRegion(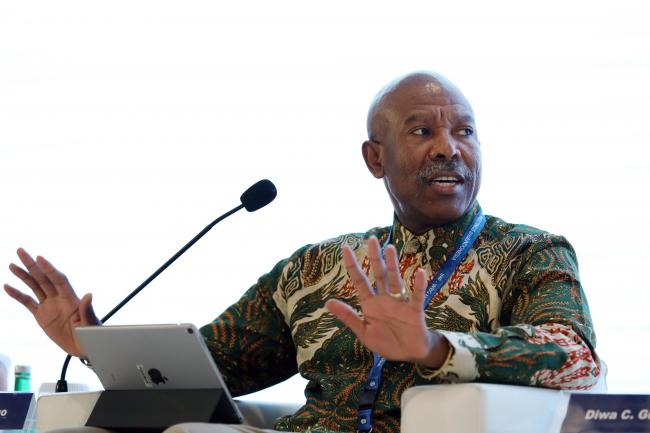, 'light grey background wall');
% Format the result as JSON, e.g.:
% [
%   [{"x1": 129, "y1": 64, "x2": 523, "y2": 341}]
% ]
[{"x1": 1, "y1": 0, "x2": 649, "y2": 399}]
